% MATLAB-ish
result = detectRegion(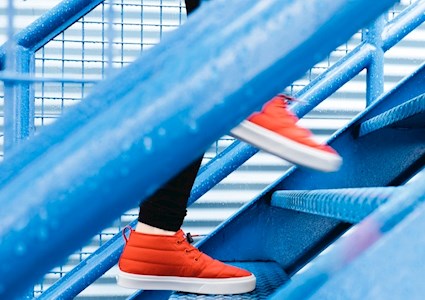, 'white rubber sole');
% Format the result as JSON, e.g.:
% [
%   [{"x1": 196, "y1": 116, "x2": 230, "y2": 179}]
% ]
[
  {"x1": 231, "y1": 120, "x2": 342, "y2": 172},
  {"x1": 116, "y1": 270, "x2": 256, "y2": 295}
]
